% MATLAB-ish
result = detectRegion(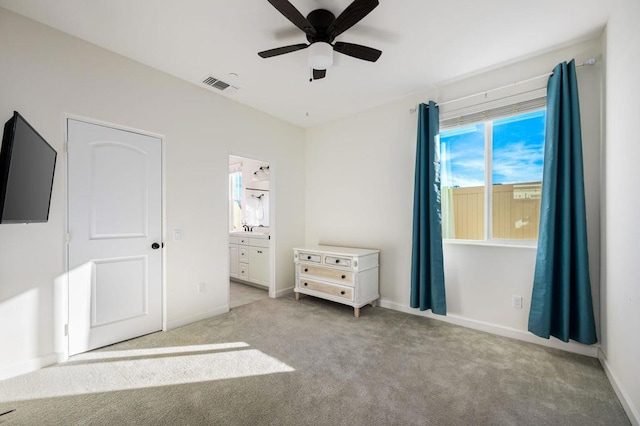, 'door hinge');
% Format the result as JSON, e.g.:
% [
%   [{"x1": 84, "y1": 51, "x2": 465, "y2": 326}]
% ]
[
  {"x1": 64, "y1": 142, "x2": 69, "y2": 154},
  {"x1": 64, "y1": 324, "x2": 69, "y2": 336}
]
